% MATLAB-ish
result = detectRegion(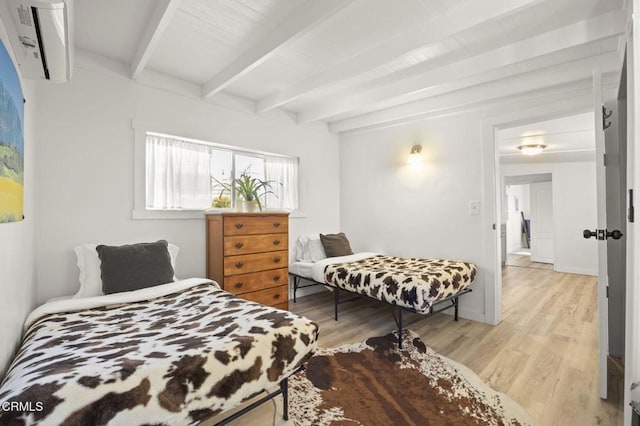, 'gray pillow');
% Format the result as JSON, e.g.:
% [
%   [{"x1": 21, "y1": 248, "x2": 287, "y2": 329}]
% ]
[
  {"x1": 319, "y1": 233, "x2": 354, "y2": 257},
  {"x1": 96, "y1": 240, "x2": 175, "y2": 294}
]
